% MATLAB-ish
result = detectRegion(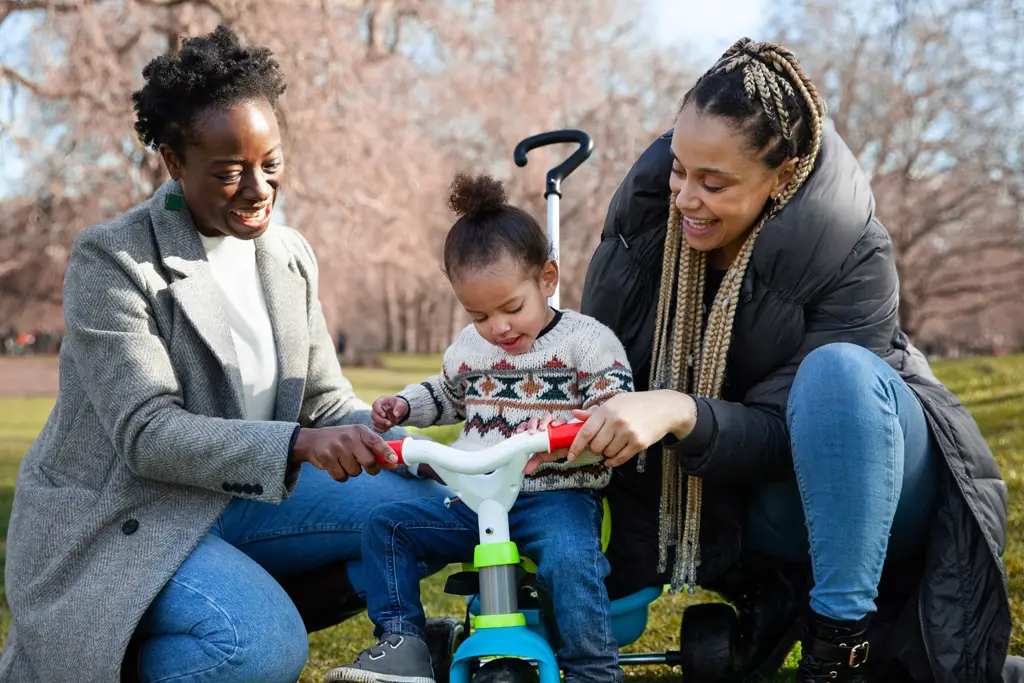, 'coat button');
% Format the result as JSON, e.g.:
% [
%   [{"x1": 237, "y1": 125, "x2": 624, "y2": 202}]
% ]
[
  {"x1": 252, "y1": 484, "x2": 263, "y2": 495},
  {"x1": 232, "y1": 483, "x2": 244, "y2": 493},
  {"x1": 242, "y1": 484, "x2": 253, "y2": 495},
  {"x1": 122, "y1": 519, "x2": 139, "y2": 535},
  {"x1": 222, "y1": 483, "x2": 232, "y2": 492}
]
